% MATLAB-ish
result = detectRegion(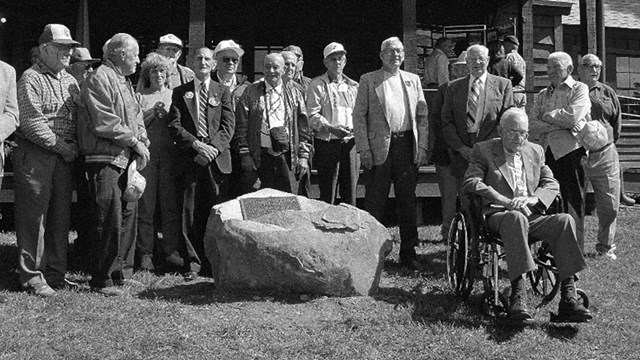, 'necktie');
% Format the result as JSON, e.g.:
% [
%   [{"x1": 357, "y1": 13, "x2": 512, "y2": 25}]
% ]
[
  {"x1": 467, "y1": 77, "x2": 480, "y2": 128},
  {"x1": 268, "y1": 87, "x2": 283, "y2": 123},
  {"x1": 197, "y1": 83, "x2": 208, "y2": 137}
]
